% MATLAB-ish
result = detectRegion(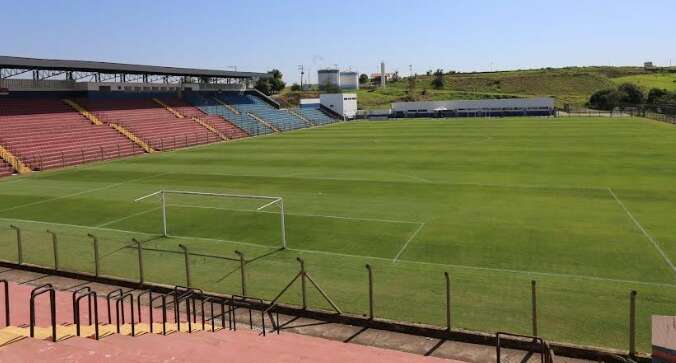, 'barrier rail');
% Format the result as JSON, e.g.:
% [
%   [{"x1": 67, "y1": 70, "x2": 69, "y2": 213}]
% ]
[{"x1": 29, "y1": 284, "x2": 56, "y2": 342}]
